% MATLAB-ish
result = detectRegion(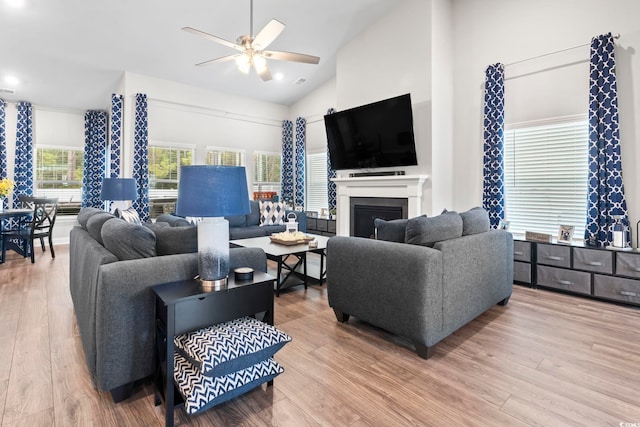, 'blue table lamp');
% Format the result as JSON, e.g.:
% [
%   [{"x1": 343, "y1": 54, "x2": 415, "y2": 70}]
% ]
[
  {"x1": 176, "y1": 165, "x2": 250, "y2": 289},
  {"x1": 100, "y1": 178, "x2": 138, "y2": 212}
]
